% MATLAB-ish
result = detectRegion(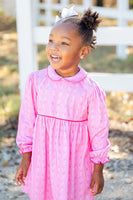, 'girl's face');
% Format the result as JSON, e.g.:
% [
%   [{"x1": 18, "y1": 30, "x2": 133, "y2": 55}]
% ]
[{"x1": 46, "y1": 22, "x2": 85, "y2": 76}]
